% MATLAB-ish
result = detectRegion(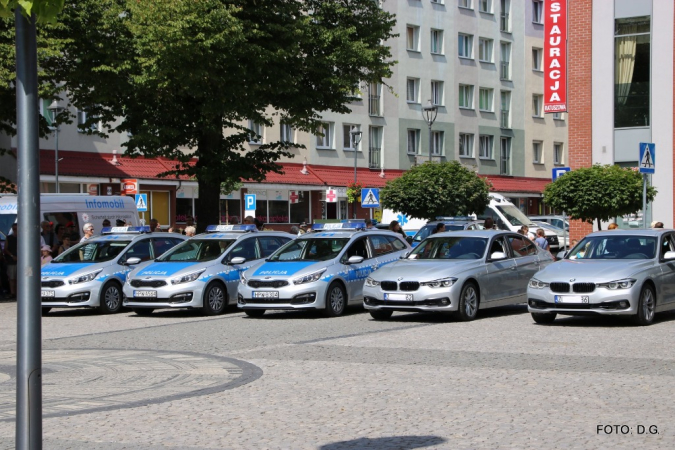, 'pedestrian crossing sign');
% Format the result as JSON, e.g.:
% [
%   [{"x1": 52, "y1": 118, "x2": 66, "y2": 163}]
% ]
[
  {"x1": 639, "y1": 142, "x2": 655, "y2": 174},
  {"x1": 361, "y1": 188, "x2": 380, "y2": 208},
  {"x1": 135, "y1": 194, "x2": 148, "y2": 212}
]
